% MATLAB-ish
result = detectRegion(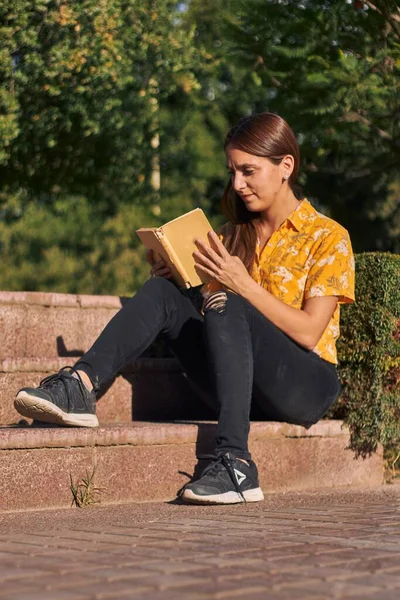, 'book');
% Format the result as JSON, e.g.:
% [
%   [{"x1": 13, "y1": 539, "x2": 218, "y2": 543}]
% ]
[{"x1": 136, "y1": 208, "x2": 214, "y2": 288}]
